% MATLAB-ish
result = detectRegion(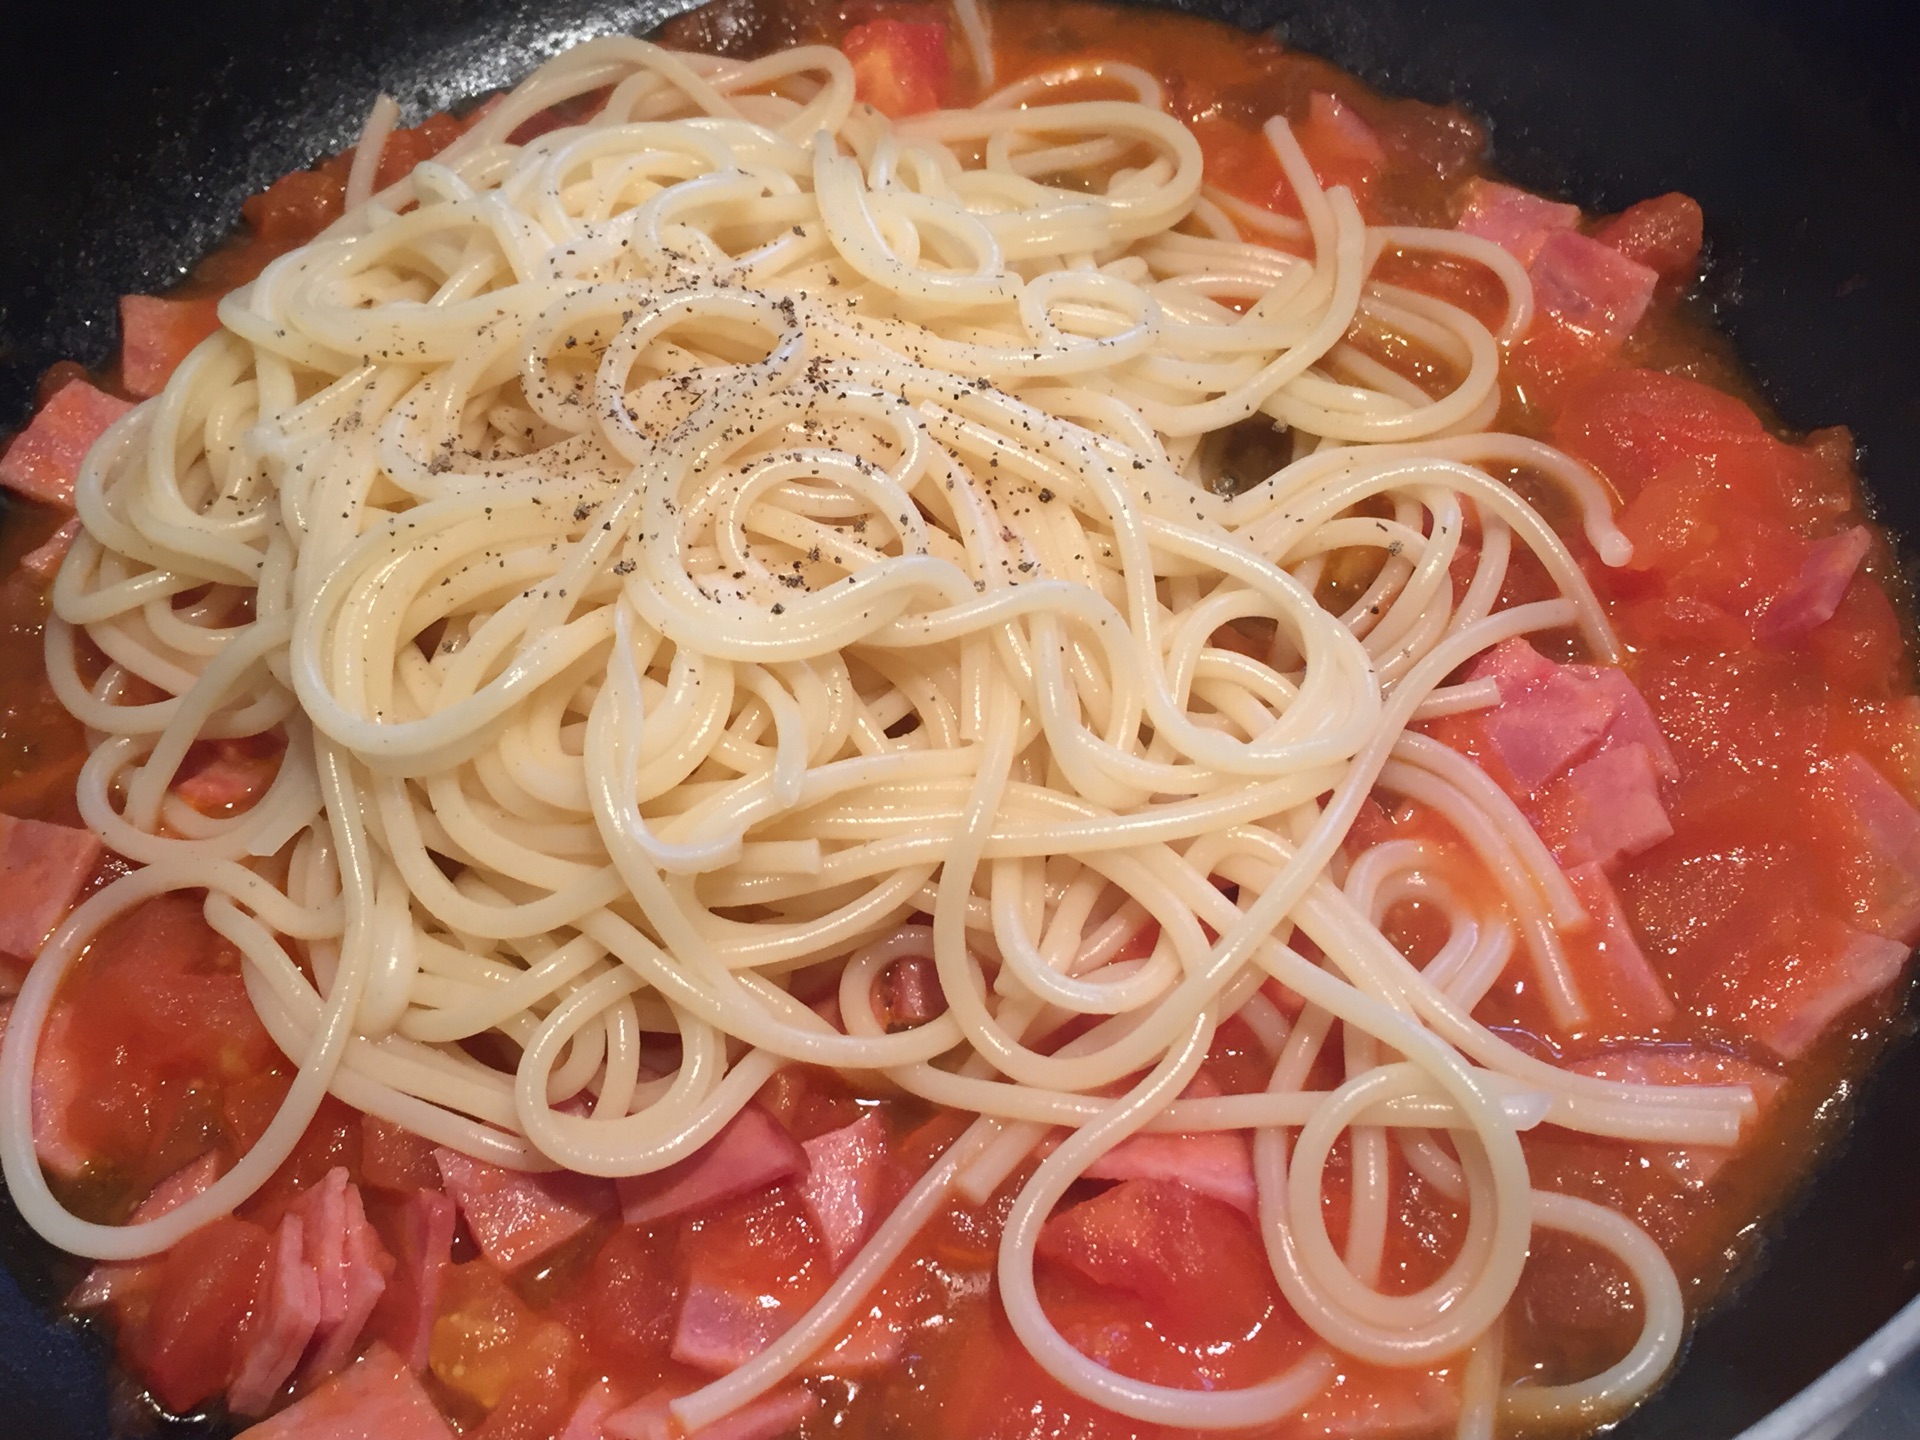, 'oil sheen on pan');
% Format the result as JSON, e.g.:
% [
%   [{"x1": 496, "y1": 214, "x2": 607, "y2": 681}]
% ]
[{"x1": 0, "y1": 2, "x2": 1913, "y2": 1438}]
